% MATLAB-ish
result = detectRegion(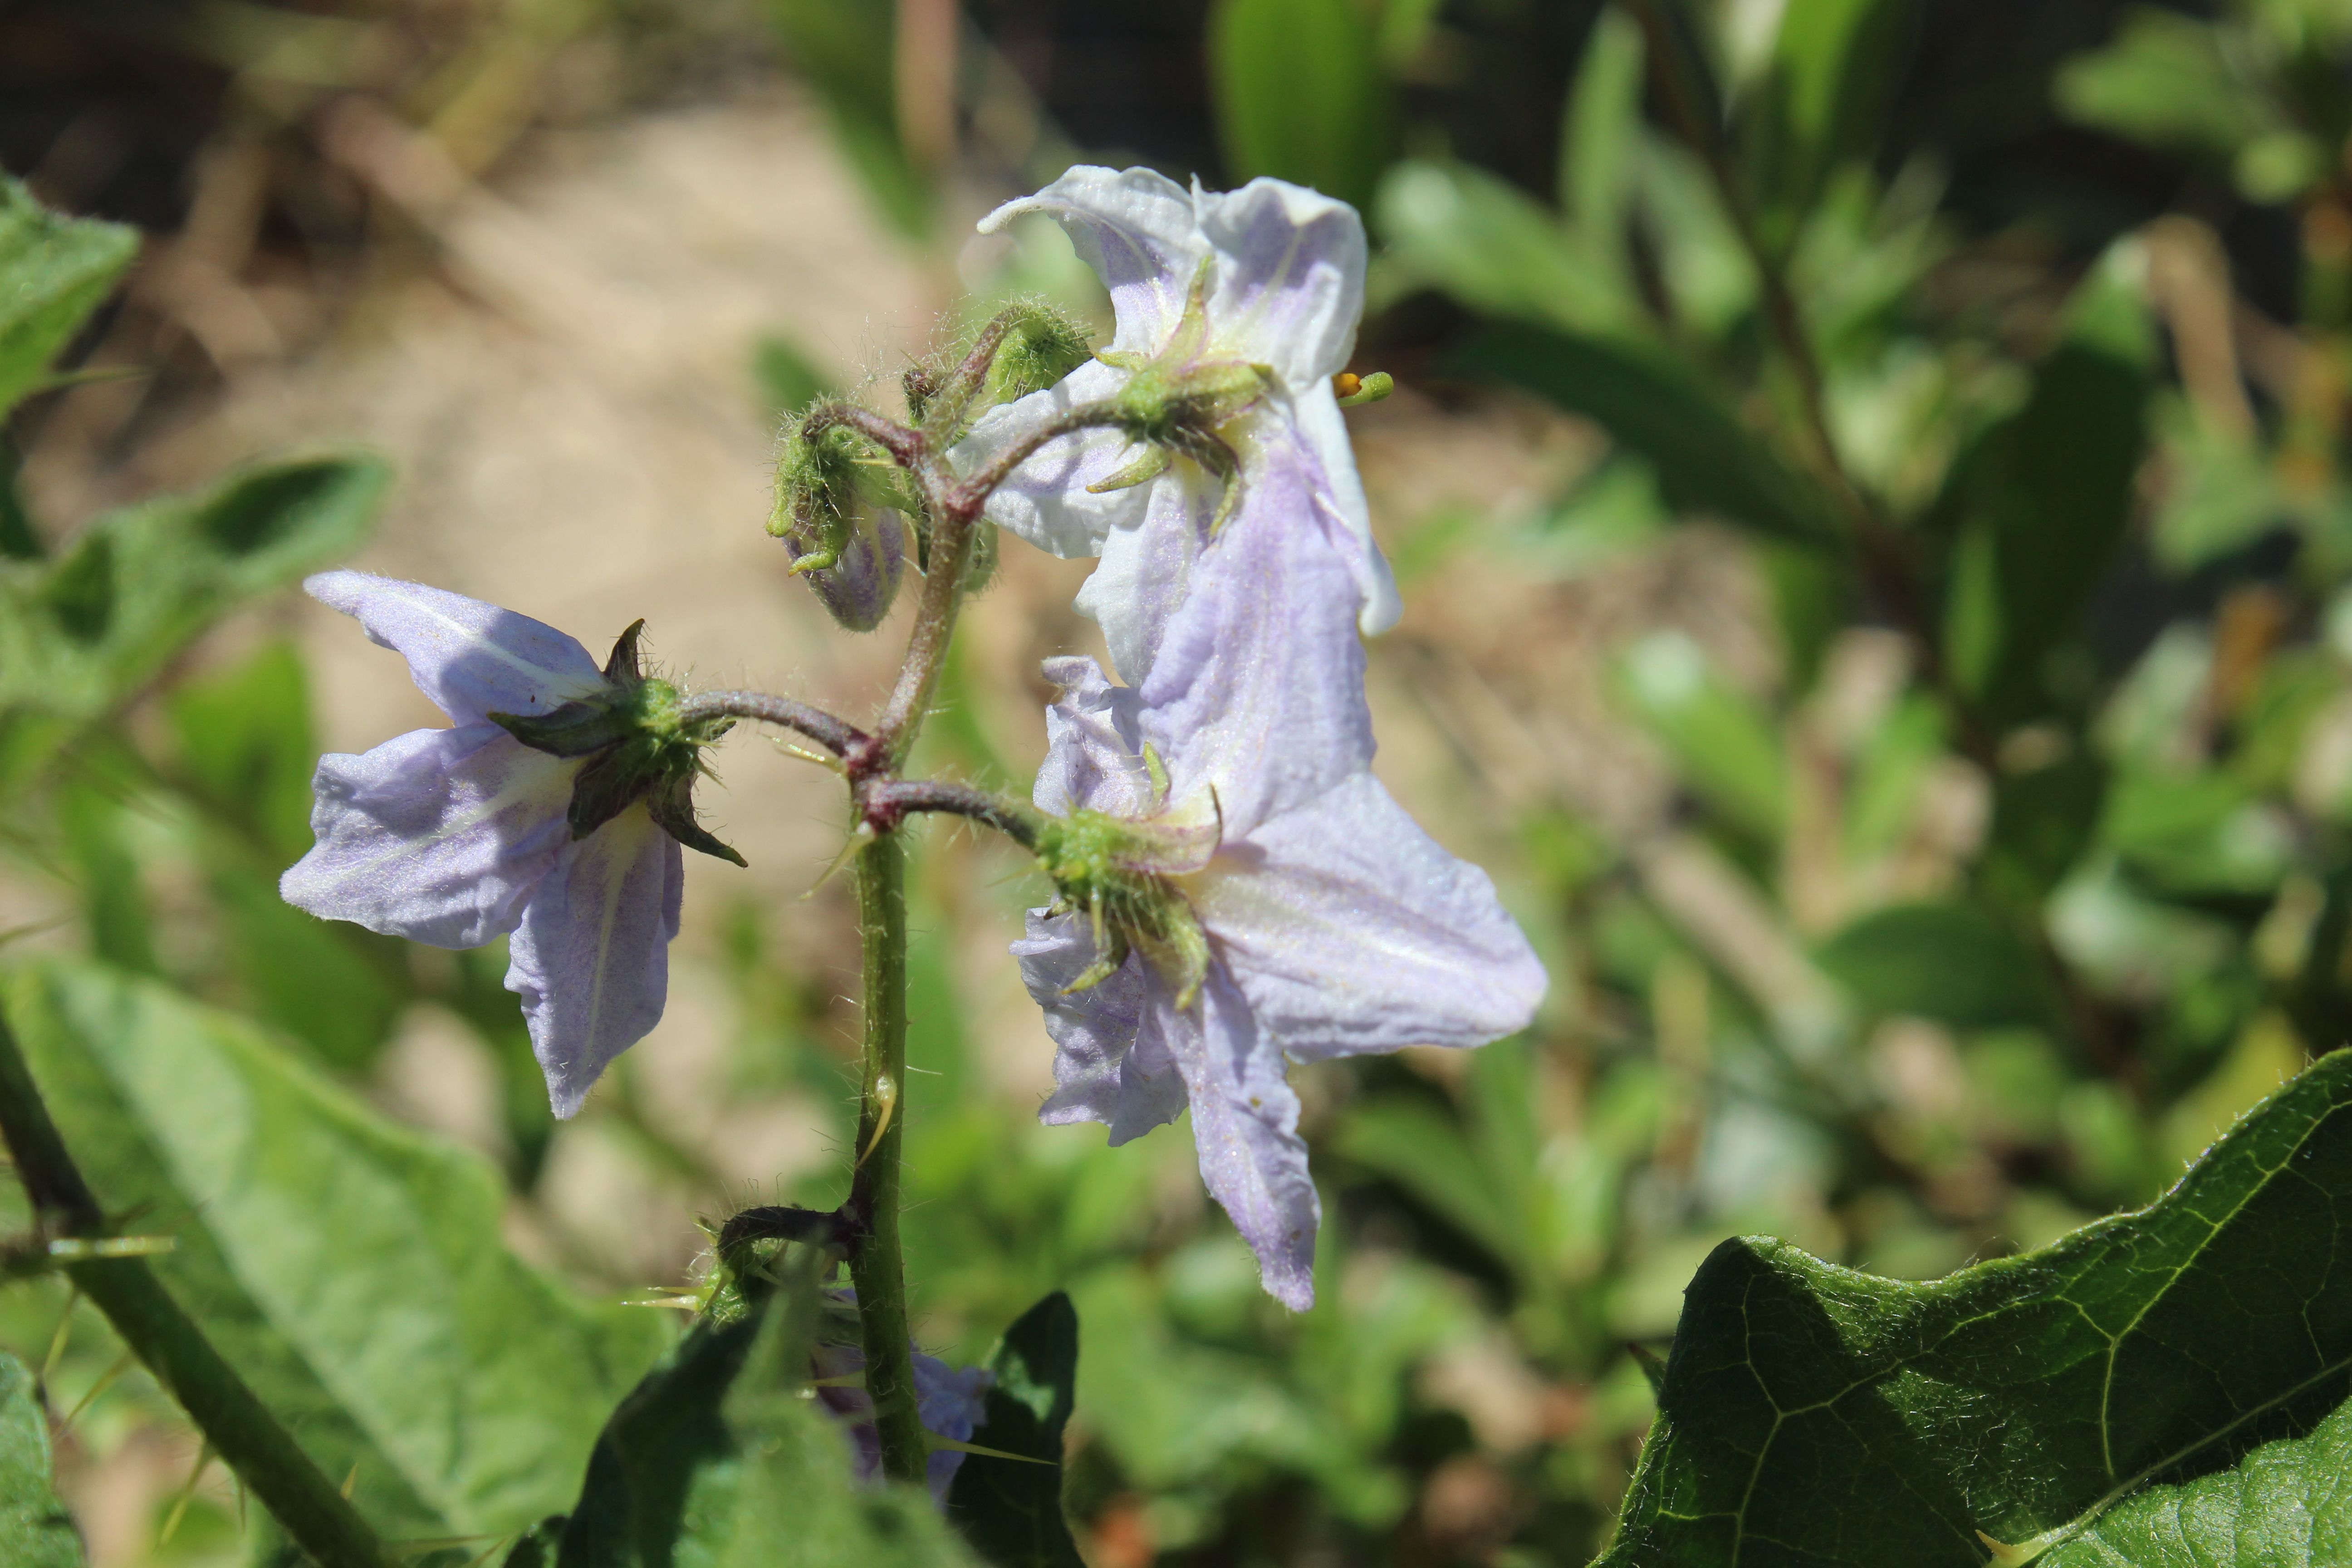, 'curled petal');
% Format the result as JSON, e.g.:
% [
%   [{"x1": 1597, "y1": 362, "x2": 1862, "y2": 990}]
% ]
[
  {"x1": 306, "y1": 570, "x2": 608, "y2": 727},
  {"x1": 505, "y1": 805, "x2": 684, "y2": 1117},
  {"x1": 1194, "y1": 176, "x2": 1368, "y2": 391},
  {"x1": 1013, "y1": 909, "x2": 1185, "y2": 1144},
  {"x1": 979, "y1": 166, "x2": 1205, "y2": 359},
  {"x1": 1136, "y1": 437, "x2": 1374, "y2": 839},
  {"x1": 1164, "y1": 967, "x2": 1320, "y2": 1311},
  {"x1": 1196, "y1": 772, "x2": 1548, "y2": 1058},
  {"x1": 1034, "y1": 656, "x2": 1156, "y2": 818},
  {"x1": 1286, "y1": 381, "x2": 1400, "y2": 636},
  {"x1": 279, "y1": 725, "x2": 574, "y2": 948}
]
